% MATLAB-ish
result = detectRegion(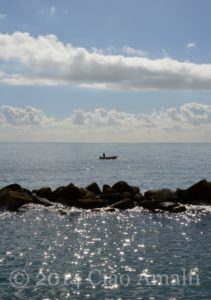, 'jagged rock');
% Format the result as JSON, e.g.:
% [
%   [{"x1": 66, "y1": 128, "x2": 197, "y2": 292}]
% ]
[
  {"x1": 170, "y1": 205, "x2": 186, "y2": 213},
  {"x1": 110, "y1": 198, "x2": 135, "y2": 210},
  {"x1": 0, "y1": 186, "x2": 53, "y2": 211},
  {"x1": 101, "y1": 193, "x2": 122, "y2": 204},
  {"x1": 131, "y1": 186, "x2": 140, "y2": 196},
  {"x1": 0, "y1": 180, "x2": 207, "y2": 213},
  {"x1": 144, "y1": 189, "x2": 176, "y2": 203},
  {"x1": 140, "y1": 199, "x2": 161, "y2": 210},
  {"x1": 0, "y1": 189, "x2": 8, "y2": 202},
  {"x1": 121, "y1": 192, "x2": 133, "y2": 199},
  {"x1": 85, "y1": 182, "x2": 102, "y2": 194},
  {"x1": 102, "y1": 184, "x2": 118, "y2": 194},
  {"x1": 0, "y1": 184, "x2": 32, "y2": 203},
  {"x1": 1, "y1": 183, "x2": 22, "y2": 192},
  {"x1": 83, "y1": 191, "x2": 95, "y2": 199},
  {"x1": 54, "y1": 197, "x2": 75, "y2": 207},
  {"x1": 140, "y1": 199, "x2": 186, "y2": 213},
  {"x1": 177, "y1": 179, "x2": 211, "y2": 204},
  {"x1": 75, "y1": 198, "x2": 108, "y2": 209},
  {"x1": 112, "y1": 181, "x2": 133, "y2": 194},
  {"x1": 134, "y1": 193, "x2": 145, "y2": 205},
  {"x1": 0, "y1": 191, "x2": 34, "y2": 211},
  {"x1": 33, "y1": 187, "x2": 54, "y2": 201},
  {"x1": 158, "y1": 201, "x2": 178, "y2": 211},
  {"x1": 53, "y1": 183, "x2": 85, "y2": 202},
  {"x1": 32, "y1": 195, "x2": 53, "y2": 207}
]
